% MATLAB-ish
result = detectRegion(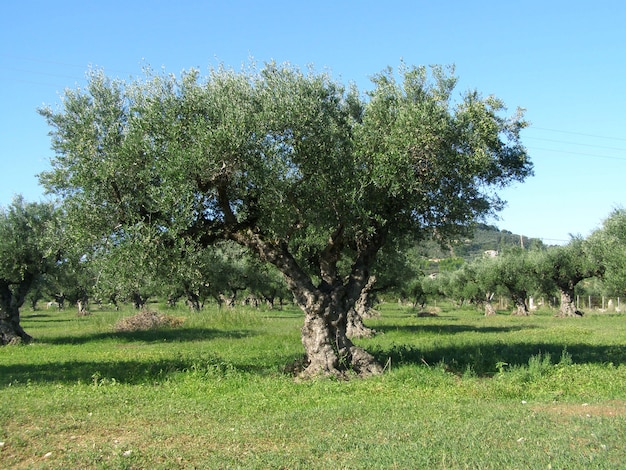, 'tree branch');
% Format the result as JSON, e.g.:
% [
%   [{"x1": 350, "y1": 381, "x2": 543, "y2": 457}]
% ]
[
  {"x1": 230, "y1": 229, "x2": 319, "y2": 309},
  {"x1": 318, "y1": 225, "x2": 345, "y2": 288}
]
